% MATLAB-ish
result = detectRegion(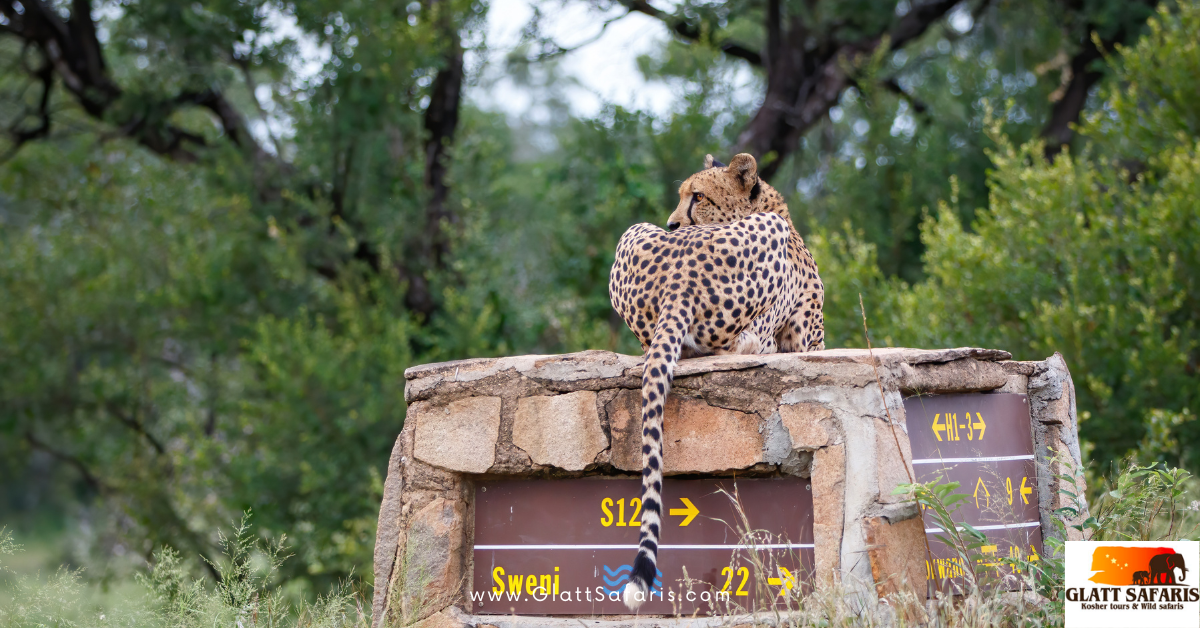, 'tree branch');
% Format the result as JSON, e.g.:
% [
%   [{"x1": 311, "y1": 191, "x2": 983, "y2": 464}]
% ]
[
  {"x1": 25, "y1": 431, "x2": 109, "y2": 494},
  {"x1": 1, "y1": 0, "x2": 277, "y2": 174},
  {"x1": 617, "y1": 0, "x2": 763, "y2": 65},
  {"x1": 1, "y1": 48, "x2": 54, "y2": 163},
  {"x1": 736, "y1": 0, "x2": 963, "y2": 180},
  {"x1": 105, "y1": 401, "x2": 167, "y2": 456},
  {"x1": 517, "y1": 10, "x2": 634, "y2": 62},
  {"x1": 881, "y1": 77, "x2": 930, "y2": 117},
  {"x1": 1041, "y1": 0, "x2": 1154, "y2": 160}
]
